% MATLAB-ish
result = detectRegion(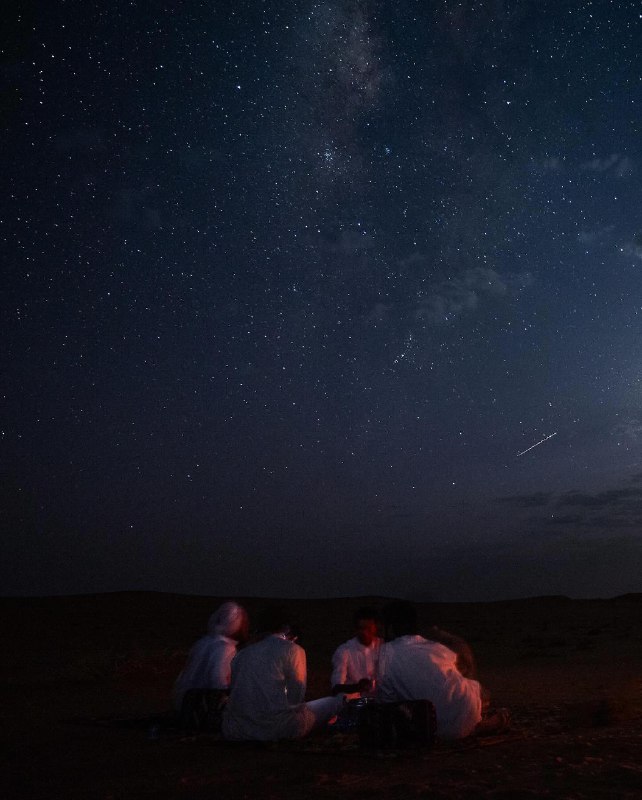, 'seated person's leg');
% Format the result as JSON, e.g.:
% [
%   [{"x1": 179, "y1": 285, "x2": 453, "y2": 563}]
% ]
[{"x1": 305, "y1": 696, "x2": 343, "y2": 730}]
